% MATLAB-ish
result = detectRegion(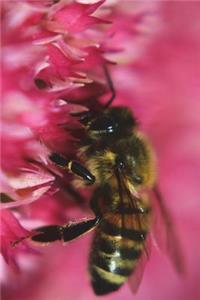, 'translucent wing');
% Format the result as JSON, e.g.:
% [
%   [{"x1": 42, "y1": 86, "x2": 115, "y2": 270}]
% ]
[
  {"x1": 128, "y1": 186, "x2": 186, "y2": 293},
  {"x1": 128, "y1": 236, "x2": 151, "y2": 293},
  {"x1": 151, "y1": 187, "x2": 186, "y2": 274},
  {"x1": 116, "y1": 170, "x2": 152, "y2": 293}
]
